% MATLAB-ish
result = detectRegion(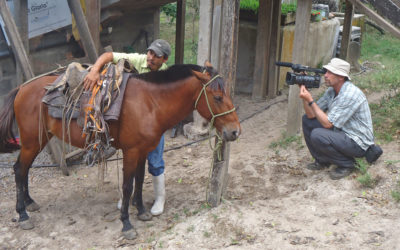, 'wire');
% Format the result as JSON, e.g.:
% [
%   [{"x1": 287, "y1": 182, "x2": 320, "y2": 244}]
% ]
[{"x1": 0, "y1": 98, "x2": 287, "y2": 168}]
